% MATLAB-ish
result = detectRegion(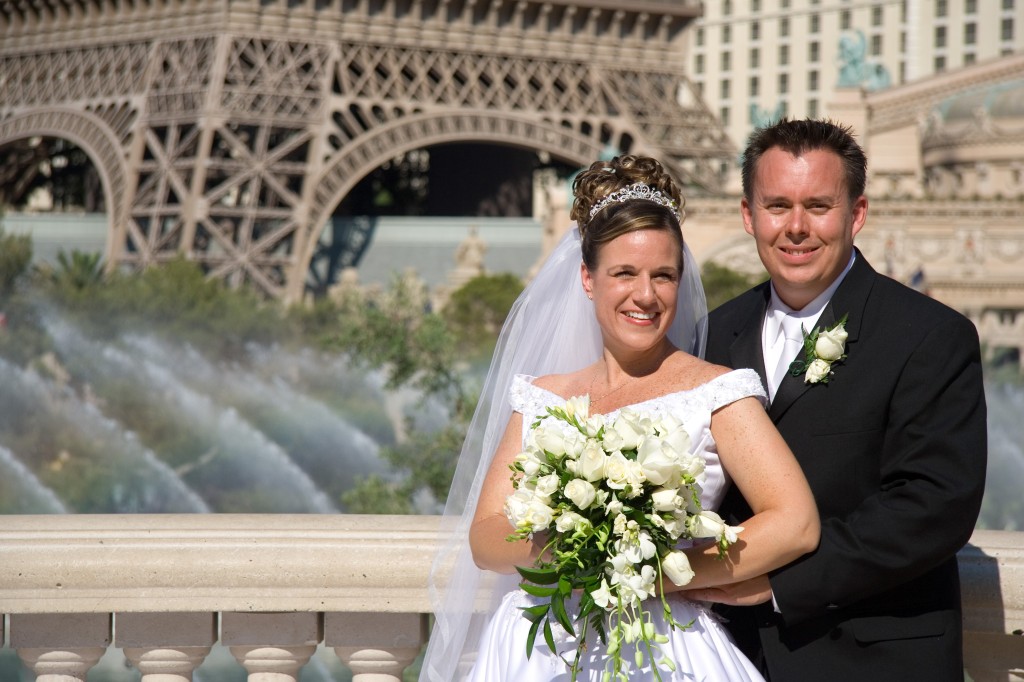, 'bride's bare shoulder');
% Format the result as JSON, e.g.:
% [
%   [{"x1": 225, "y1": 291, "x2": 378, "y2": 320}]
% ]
[
  {"x1": 533, "y1": 366, "x2": 594, "y2": 398},
  {"x1": 664, "y1": 352, "x2": 735, "y2": 389}
]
